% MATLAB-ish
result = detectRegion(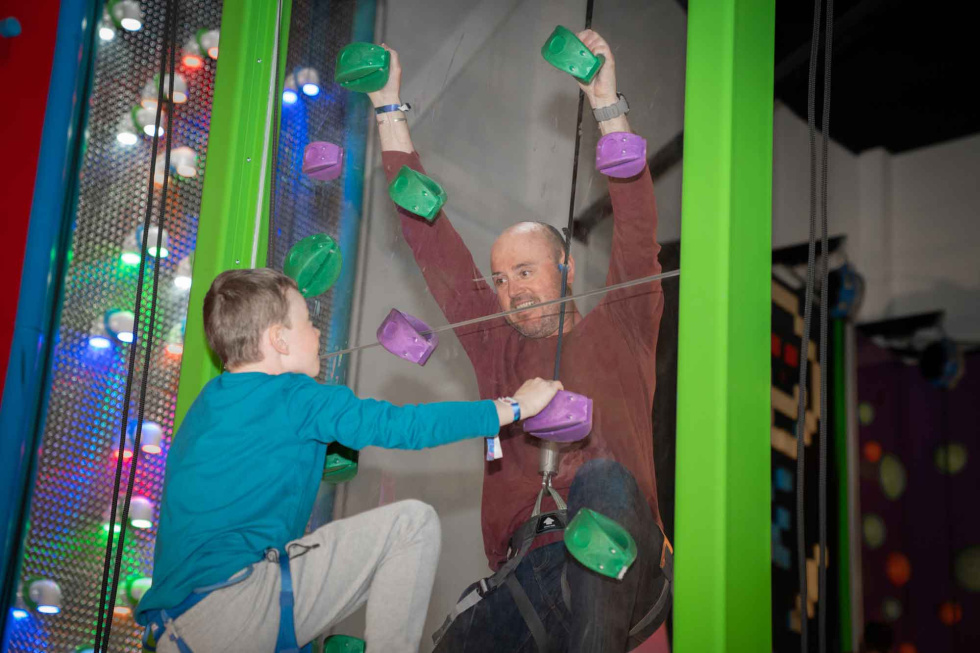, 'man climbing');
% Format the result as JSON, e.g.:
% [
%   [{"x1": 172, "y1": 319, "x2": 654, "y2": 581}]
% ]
[{"x1": 370, "y1": 30, "x2": 671, "y2": 652}]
